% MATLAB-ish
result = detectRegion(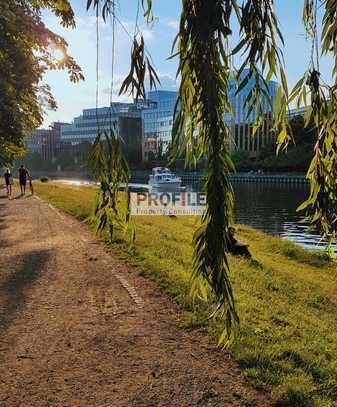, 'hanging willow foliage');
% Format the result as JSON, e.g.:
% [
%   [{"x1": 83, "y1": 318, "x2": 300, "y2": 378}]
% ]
[
  {"x1": 169, "y1": 0, "x2": 288, "y2": 344},
  {"x1": 119, "y1": 34, "x2": 160, "y2": 100},
  {"x1": 290, "y1": 0, "x2": 337, "y2": 255},
  {"x1": 87, "y1": 0, "x2": 337, "y2": 343},
  {"x1": 88, "y1": 130, "x2": 135, "y2": 246},
  {"x1": 170, "y1": 0, "x2": 239, "y2": 344}
]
